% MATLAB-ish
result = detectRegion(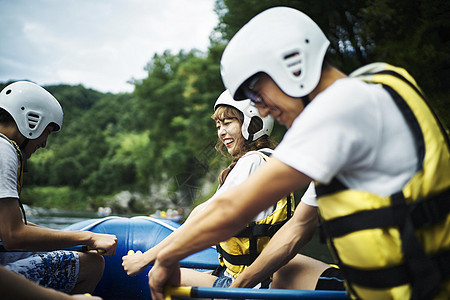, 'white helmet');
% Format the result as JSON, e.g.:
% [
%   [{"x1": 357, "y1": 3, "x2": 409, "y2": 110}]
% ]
[
  {"x1": 214, "y1": 90, "x2": 273, "y2": 141},
  {"x1": 0, "y1": 81, "x2": 63, "y2": 139},
  {"x1": 220, "y1": 7, "x2": 330, "y2": 100}
]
